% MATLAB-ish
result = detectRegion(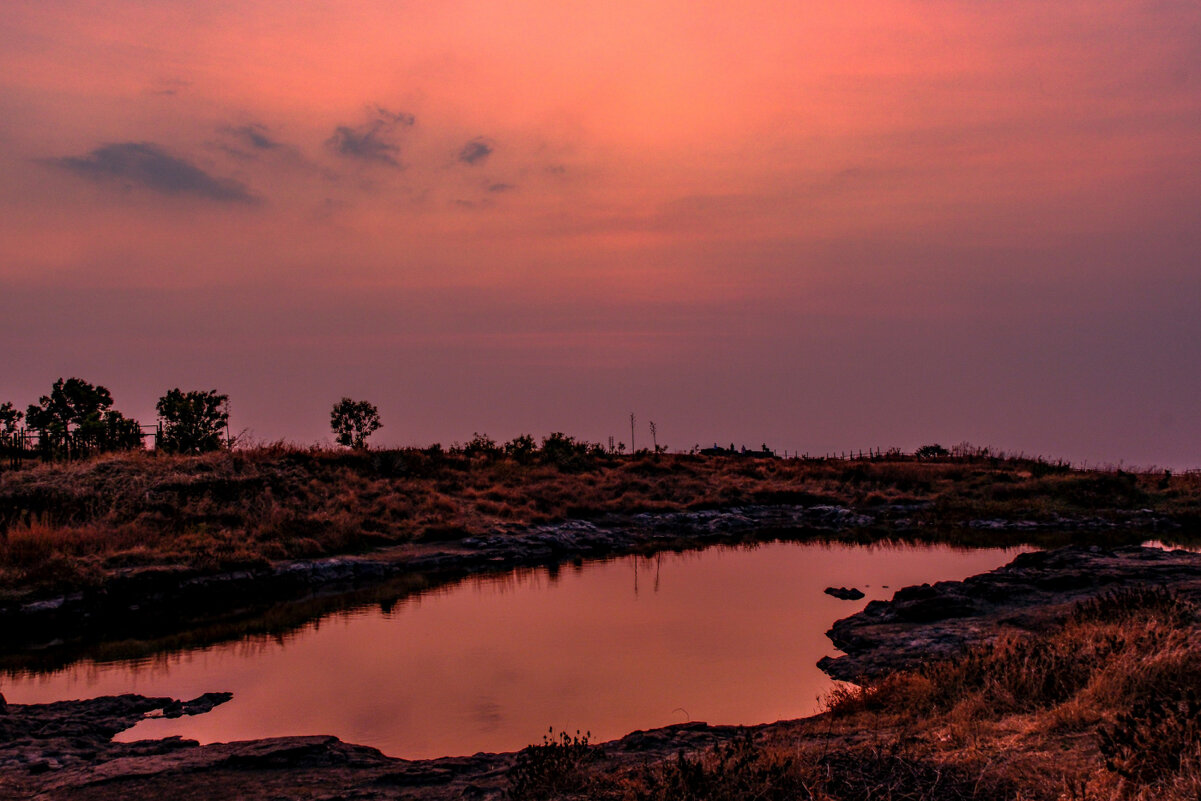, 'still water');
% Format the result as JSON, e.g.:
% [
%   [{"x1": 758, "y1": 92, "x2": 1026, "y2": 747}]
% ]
[{"x1": 3, "y1": 541, "x2": 1024, "y2": 759}]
